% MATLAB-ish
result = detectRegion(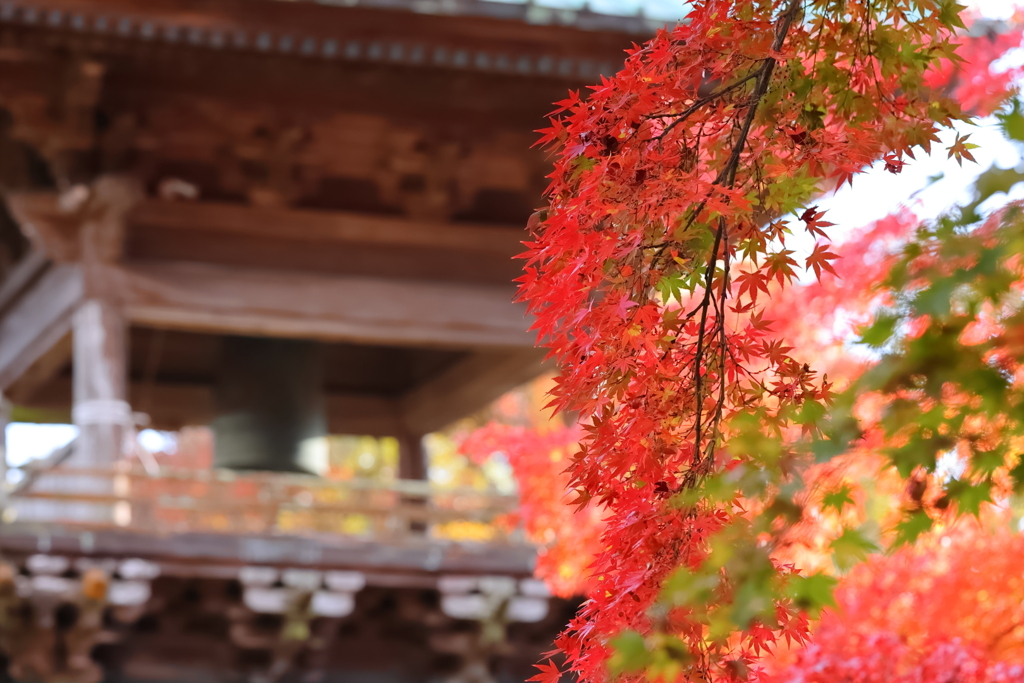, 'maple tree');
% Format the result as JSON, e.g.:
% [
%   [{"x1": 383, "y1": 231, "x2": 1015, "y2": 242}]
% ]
[
  {"x1": 508, "y1": 0, "x2": 1024, "y2": 680},
  {"x1": 767, "y1": 521, "x2": 1024, "y2": 682}
]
